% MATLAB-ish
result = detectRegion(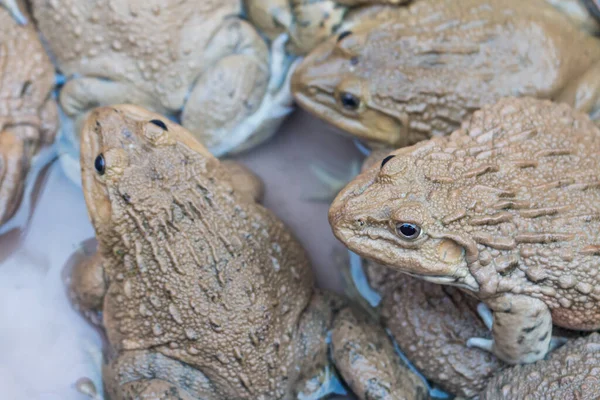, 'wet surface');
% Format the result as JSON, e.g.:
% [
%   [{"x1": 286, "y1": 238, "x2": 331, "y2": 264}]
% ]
[{"x1": 0, "y1": 109, "x2": 363, "y2": 399}]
